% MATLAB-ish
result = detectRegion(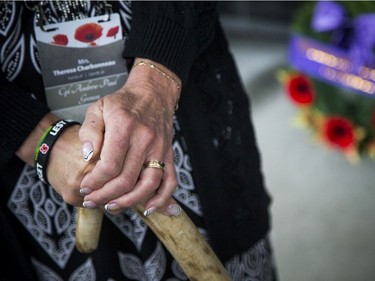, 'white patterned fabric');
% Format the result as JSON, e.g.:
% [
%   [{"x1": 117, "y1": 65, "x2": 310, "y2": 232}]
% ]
[
  {"x1": 8, "y1": 166, "x2": 76, "y2": 269},
  {"x1": 0, "y1": 1, "x2": 25, "y2": 81}
]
